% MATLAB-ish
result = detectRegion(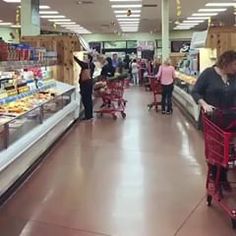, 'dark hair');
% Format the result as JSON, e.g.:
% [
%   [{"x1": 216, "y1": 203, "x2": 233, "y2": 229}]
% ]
[
  {"x1": 133, "y1": 59, "x2": 137, "y2": 63},
  {"x1": 216, "y1": 50, "x2": 236, "y2": 69},
  {"x1": 106, "y1": 57, "x2": 112, "y2": 65},
  {"x1": 88, "y1": 54, "x2": 93, "y2": 62}
]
